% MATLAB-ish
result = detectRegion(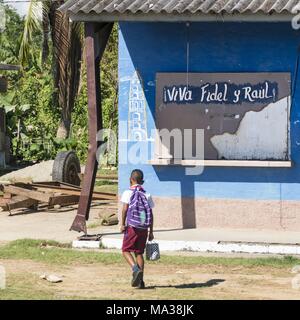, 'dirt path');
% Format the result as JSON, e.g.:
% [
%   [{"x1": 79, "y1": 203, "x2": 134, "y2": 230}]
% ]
[{"x1": 1, "y1": 259, "x2": 300, "y2": 300}]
